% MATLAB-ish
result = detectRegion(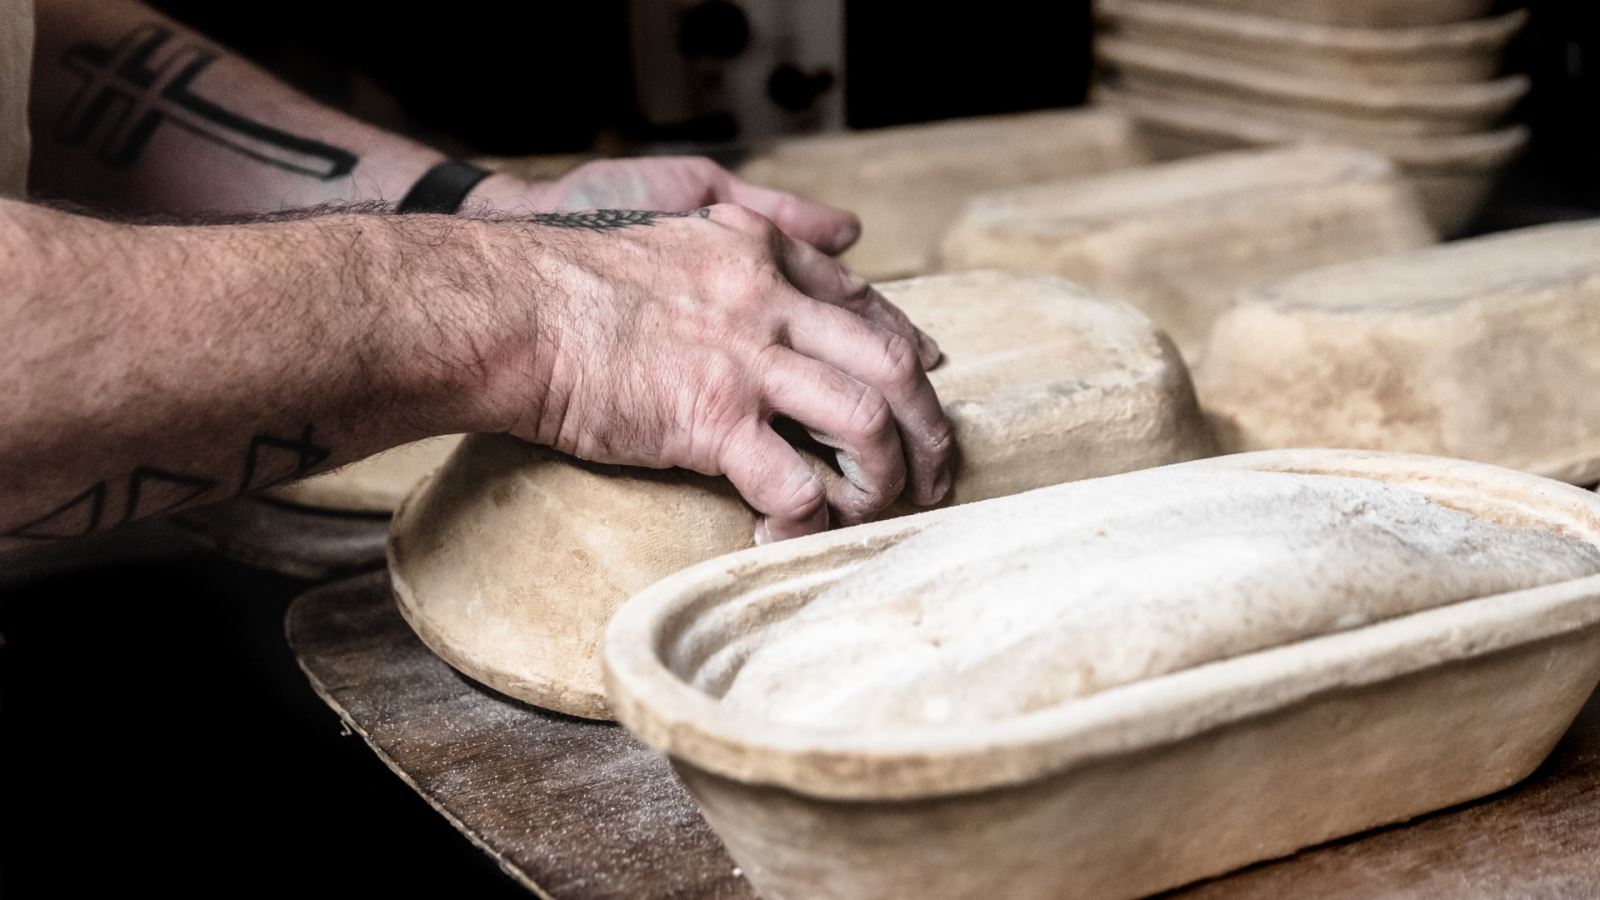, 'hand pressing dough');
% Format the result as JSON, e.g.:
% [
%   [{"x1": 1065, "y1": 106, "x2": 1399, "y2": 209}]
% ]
[
  {"x1": 389, "y1": 271, "x2": 1213, "y2": 719},
  {"x1": 937, "y1": 145, "x2": 1436, "y2": 361},
  {"x1": 739, "y1": 108, "x2": 1151, "y2": 280},
  {"x1": 717, "y1": 467, "x2": 1600, "y2": 731},
  {"x1": 1201, "y1": 220, "x2": 1600, "y2": 484}
]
